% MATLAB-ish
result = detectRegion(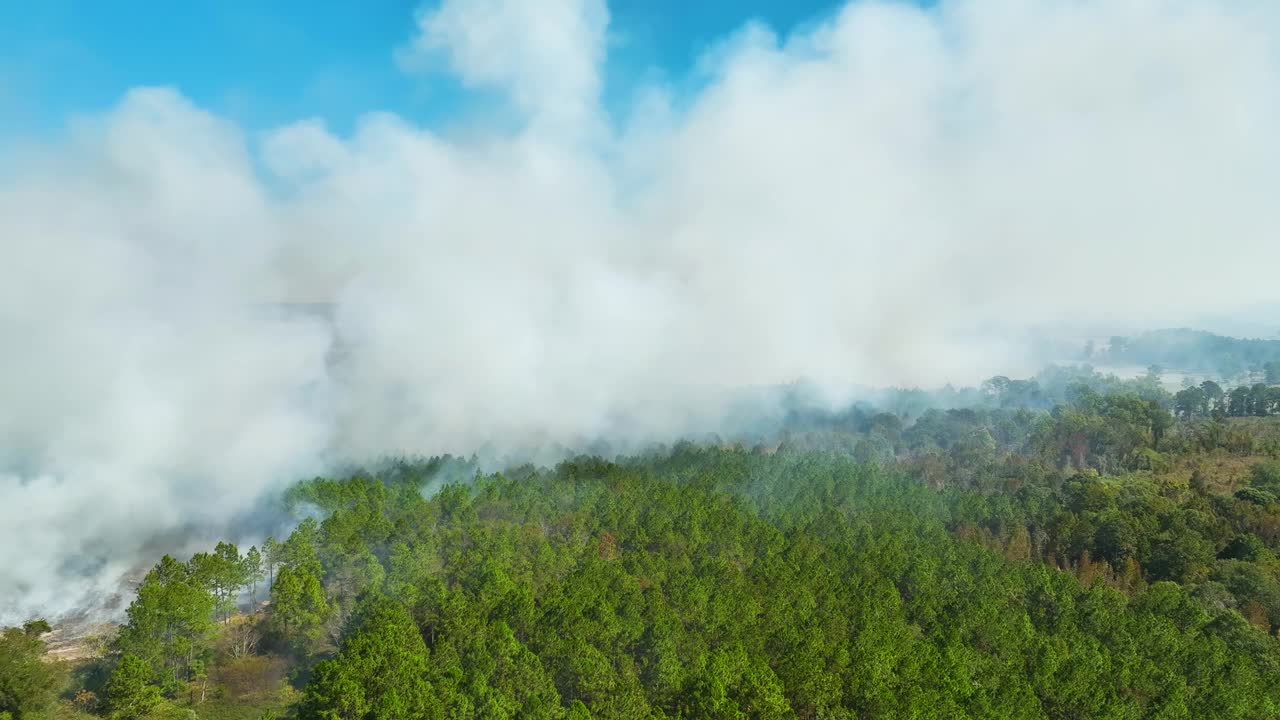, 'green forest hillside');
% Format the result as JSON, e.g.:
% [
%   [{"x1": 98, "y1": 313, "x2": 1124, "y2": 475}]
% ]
[{"x1": 10, "y1": 371, "x2": 1280, "y2": 720}]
